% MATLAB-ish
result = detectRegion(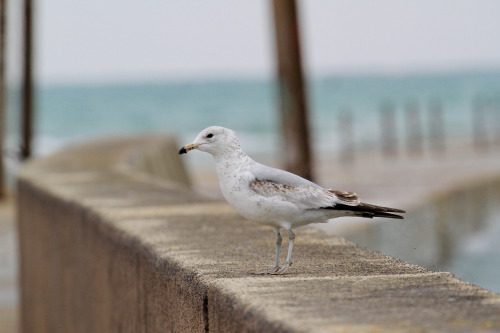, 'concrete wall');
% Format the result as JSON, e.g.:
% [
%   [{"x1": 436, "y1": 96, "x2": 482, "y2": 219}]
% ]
[{"x1": 18, "y1": 137, "x2": 500, "y2": 332}]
